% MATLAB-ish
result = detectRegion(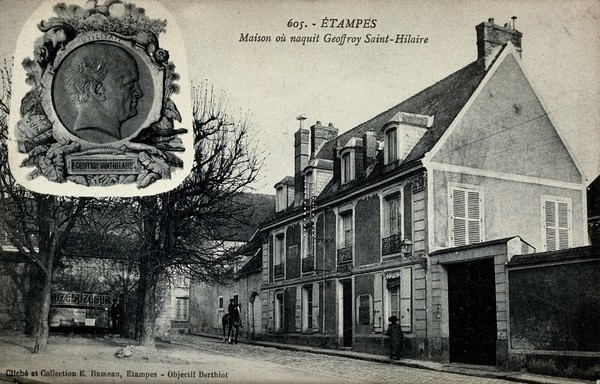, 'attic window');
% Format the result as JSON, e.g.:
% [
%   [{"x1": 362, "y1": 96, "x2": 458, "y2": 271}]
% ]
[
  {"x1": 305, "y1": 171, "x2": 314, "y2": 198},
  {"x1": 276, "y1": 186, "x2": 286, "y2": 212},
  {"x1": 384, "y1": 127, "x2": 398, "y2": 165},
  {"x1": 341, "y1": 150, "x2": 355, "y2": 184}
]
